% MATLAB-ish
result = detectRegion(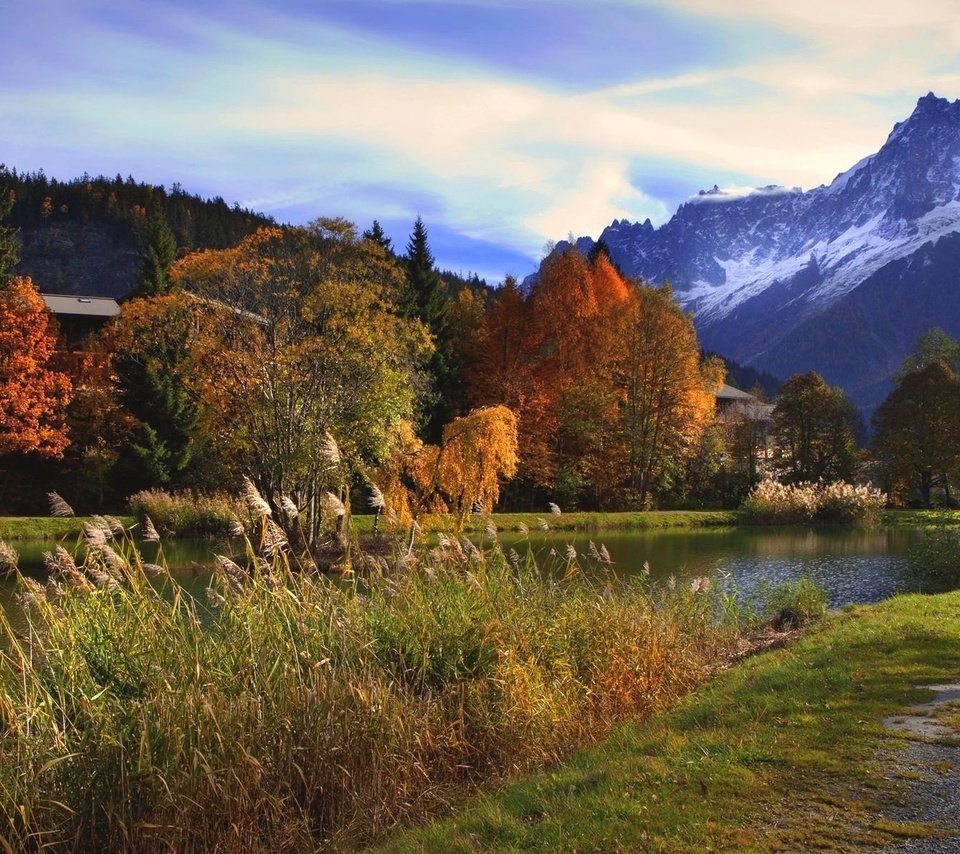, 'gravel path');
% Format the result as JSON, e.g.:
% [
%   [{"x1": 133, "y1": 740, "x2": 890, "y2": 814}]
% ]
[{"x1": 877, "y1": 683, "x2": 960, "y2": 852}]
